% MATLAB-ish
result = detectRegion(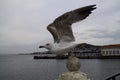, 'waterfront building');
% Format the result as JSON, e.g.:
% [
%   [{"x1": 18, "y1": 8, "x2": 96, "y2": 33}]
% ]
[
  {"x1": 101, "y1": 44, "x2": 120, "y2": 56},
  {"x1": 73, "y1": 43, "x2": 101, "y2": 57},
  {"x1": 74, "y1": 51, "x2": 101, "y2": 58}
]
